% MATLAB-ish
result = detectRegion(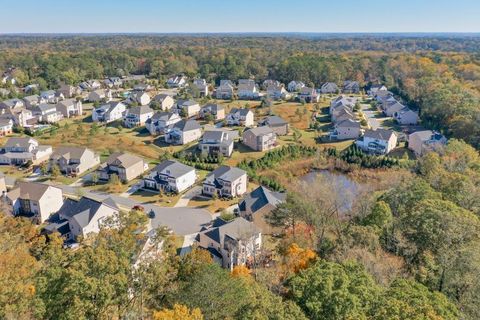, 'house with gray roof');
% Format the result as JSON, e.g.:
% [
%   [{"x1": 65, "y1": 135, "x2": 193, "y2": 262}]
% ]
[
  {"x1": 92, "y1": 101, "x2": 126, "y2": 123},
  {"x1": 258, "y1": 115, "x2": 289, "y2": 136},
  {"x1": 51, "y1": 196, "x2": 119, "y2": 241},
  {"x1": 226, "y1": 108, "x2": 254, "y2": 127},
  {"x1": 0, "y1": 98, "x2": 24, "y2": 110},
  {"x1": 382, "y1": 99, "x2": 405, "y2": 117},
  {"x1": 331, "y1": 119, "x2": 363, "y2": 140},
  {"x1": 321, "y1": 82, "x2": 340, "y2": 94},
  {"x1": 242, "y1": 126, "x2": 277, "y2": 152},
  {"x1": 192, "y1": 79, "x2": 210, "y2": 97},
  {"x1": 199, "y1": 104, "x2": 225, "y2": 121},
  {"x1": 199, "y1": 130, "x2": 234, "y2": 157},
  {"x1": 408, "y1": 130, "x2": 447, "y2": 157},
  {"x1": 97, "y1": 152, "x2": 147, "y2": 183},
  {"x1": 56, "y1": 99, "x2": 83, "y2": 118},
  {"x1": 343, "y1": 80, "x2": 360, "y2": 94},
  {"x1": 32, "y1": 104, "x2": 63, "y2": 123},
  {"x1": 216, "y1": 81, "x2": 235, "y2": 99},
  {"x1": 287, "y1": 81, "x2": 305, "y2": 92},
  {"x1": 145, "y1": 112, "x2": 182, "y2": 135},
  {"x1": 142, "y1": 160, "x2": 196, "y2": 194},
  {"x1": 197, "y1": 217, "x2": 261, "y2": 270},
  {"x1": 176, "y1": 99, "x2": 201, "y2": 118},
  {"x1": 203, "y1": 165, "x2": 247, "y2": 198},
  {"x1": 128, "y1": 91, "x2": 151, "y2": 106},
  {"x1": 153, "y1": 94, "x2": 175, "y2": 111},
  {"x1": 50, "y1": 146, "x2": 100, "y2": 176},
  {"x1": 298, "y1": 87, "x2": 319, "y2": 103},
  {"x1": 123, "y1": 105, "x2": 154, "y2": 128},
  {"x1": 0, "y1": 137, "x2": 52, "y2": 165},
  {"x1": 0, "y1": 118, "x2": 13, "y2": 136},
  {"x1": 356, "y1": 129, "x2": 397, "y2": 155},
  {"x1": 239, "y1": 186, "x2": 286, "y2": 234},
  {"x1": 237, "y1": 80, "x2": 260, "y2": 100},
  {"x1": 6, "y1": 182, "x2": 64, "y2": 224},
  {"x1": 394, "y1": 107, "x2": 419, "y2": 125},
  {"x1": 164, "y1": 119, "x2": 202, "y2": 145},
  {"x1": 23, "y1": 95, "x2": 40, "y2": 108}
]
